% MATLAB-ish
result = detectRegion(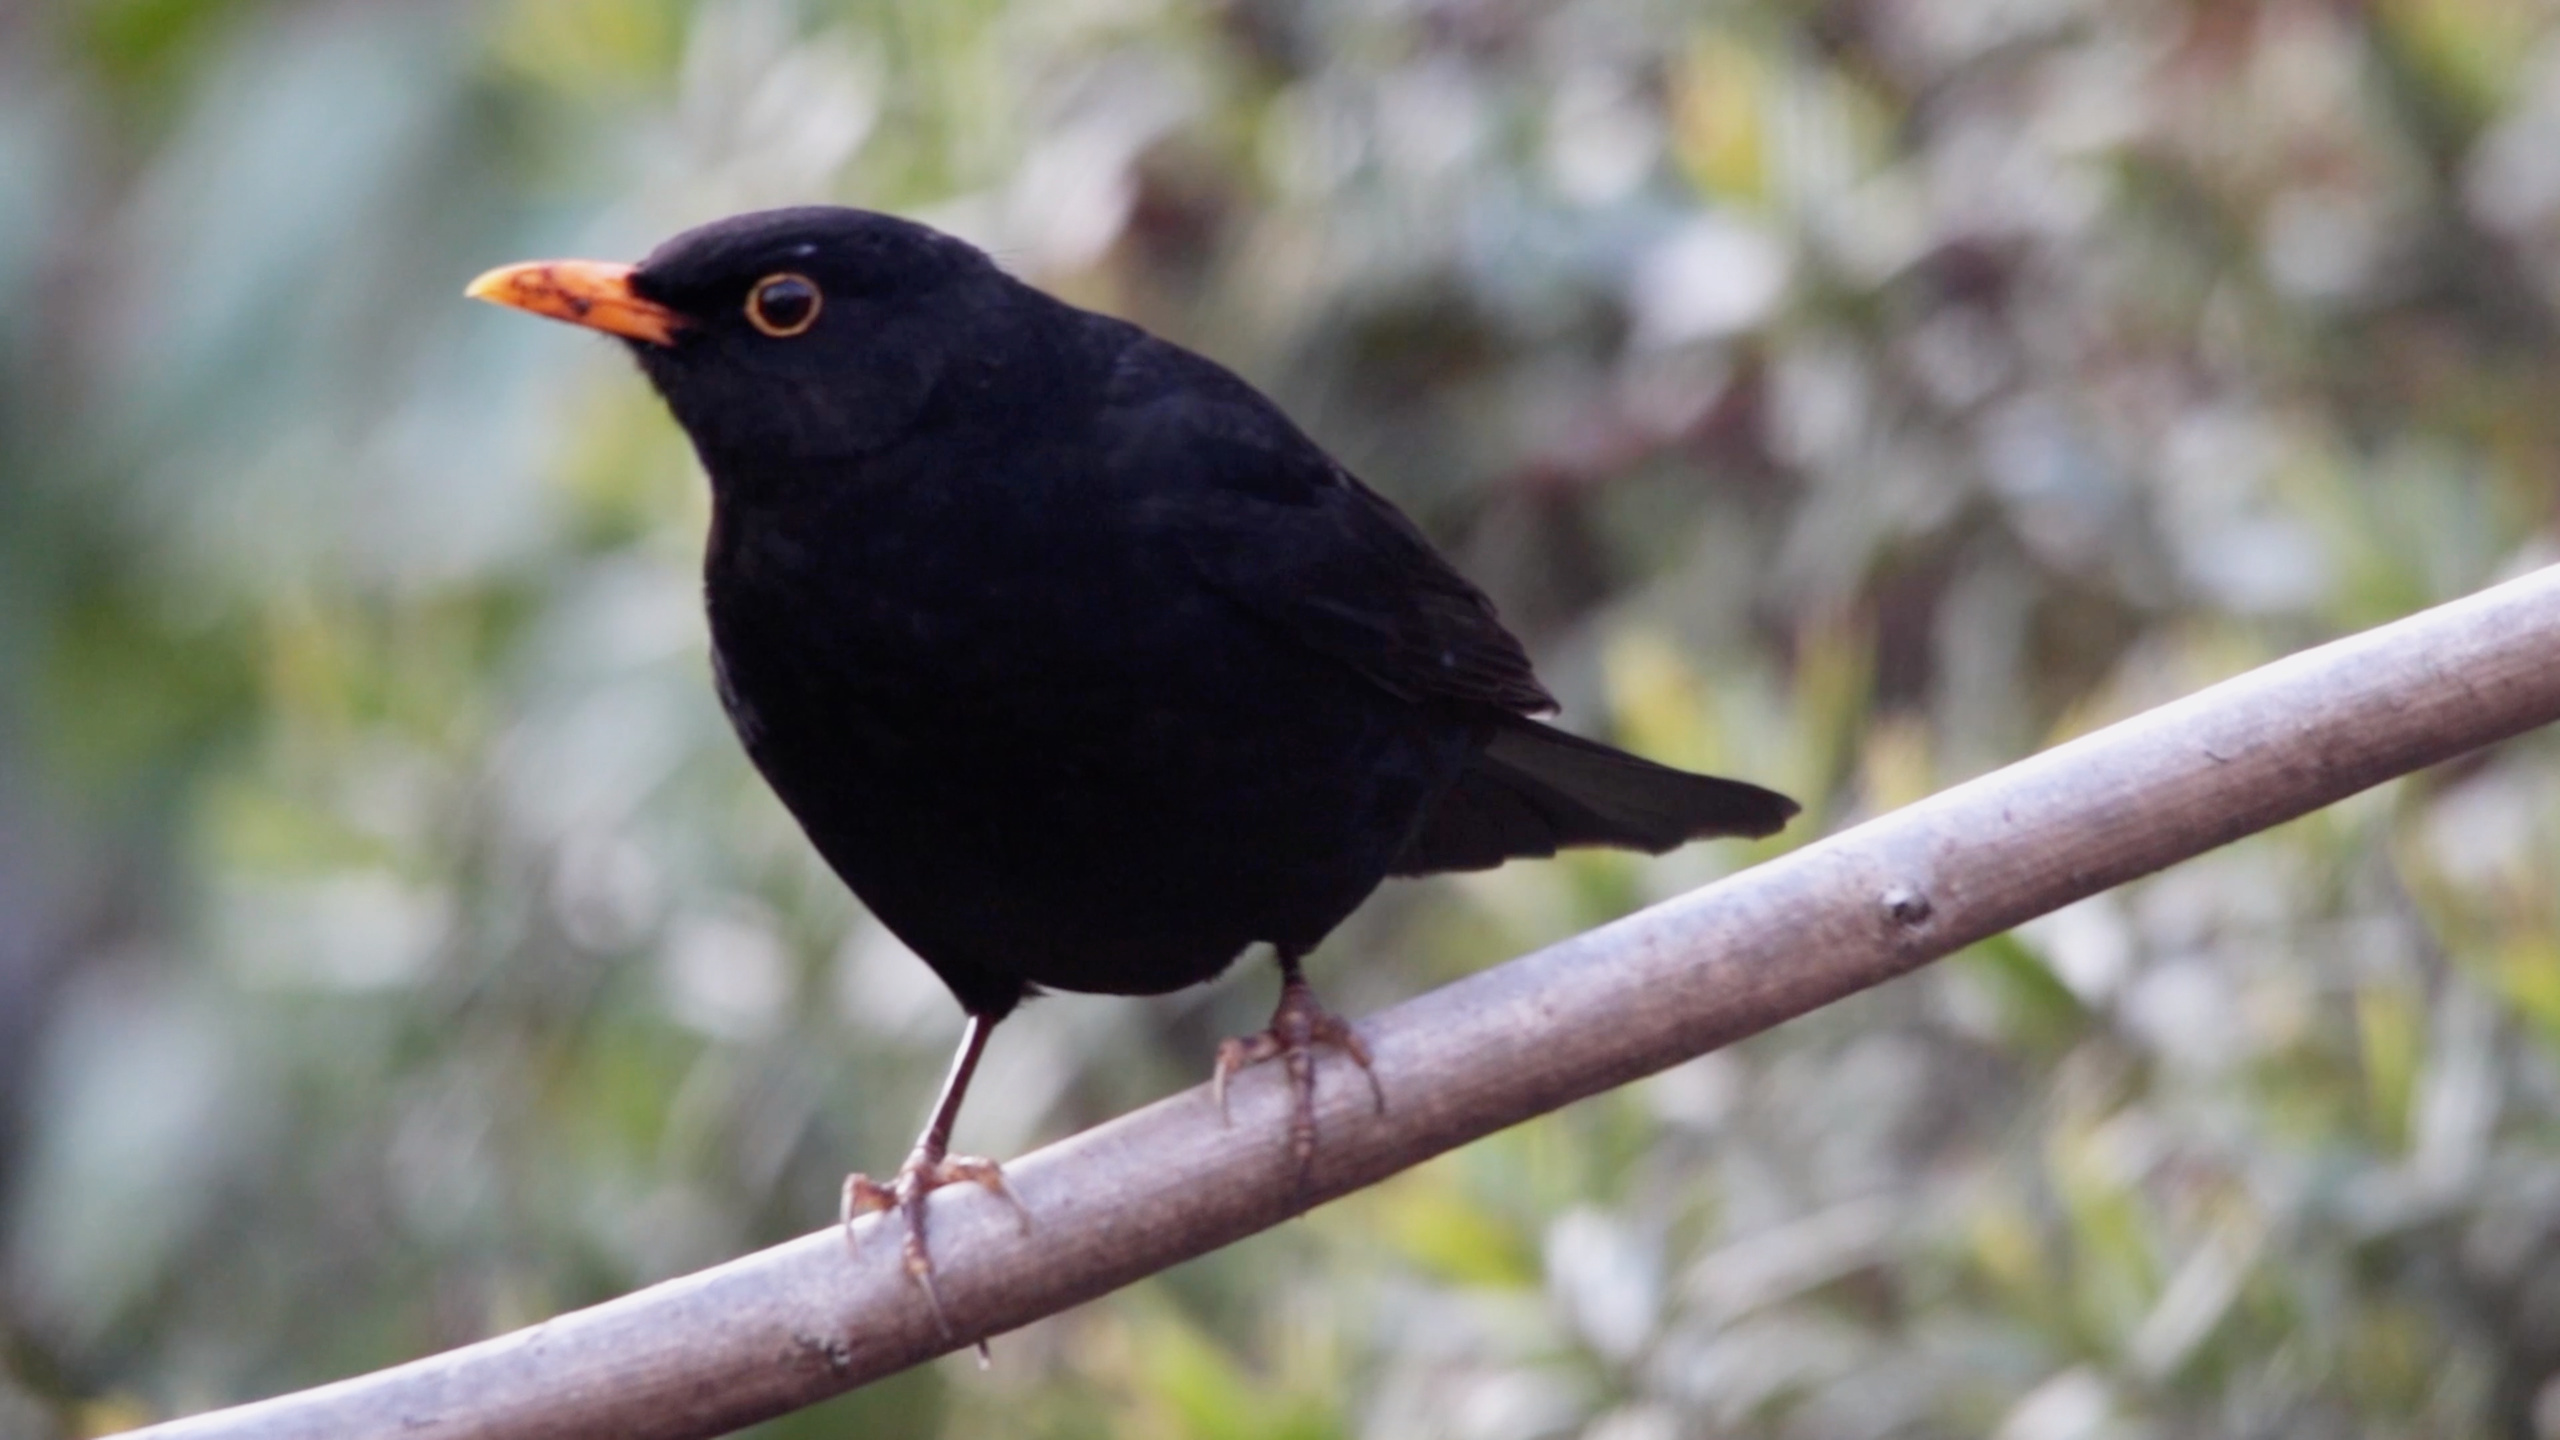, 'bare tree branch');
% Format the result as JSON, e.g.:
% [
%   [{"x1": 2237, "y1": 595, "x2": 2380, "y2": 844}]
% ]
[{"x1": 119, "y1": 564, "x2": 2560, "y2": 1440}]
